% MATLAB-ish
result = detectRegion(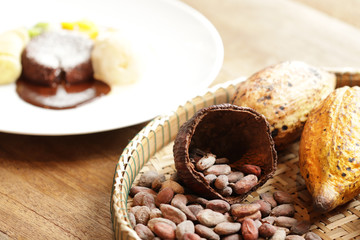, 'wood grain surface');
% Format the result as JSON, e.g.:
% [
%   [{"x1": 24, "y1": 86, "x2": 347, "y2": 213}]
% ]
[{"x1": 1, "y1": 0, "x2": 360, "y2": 239}]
